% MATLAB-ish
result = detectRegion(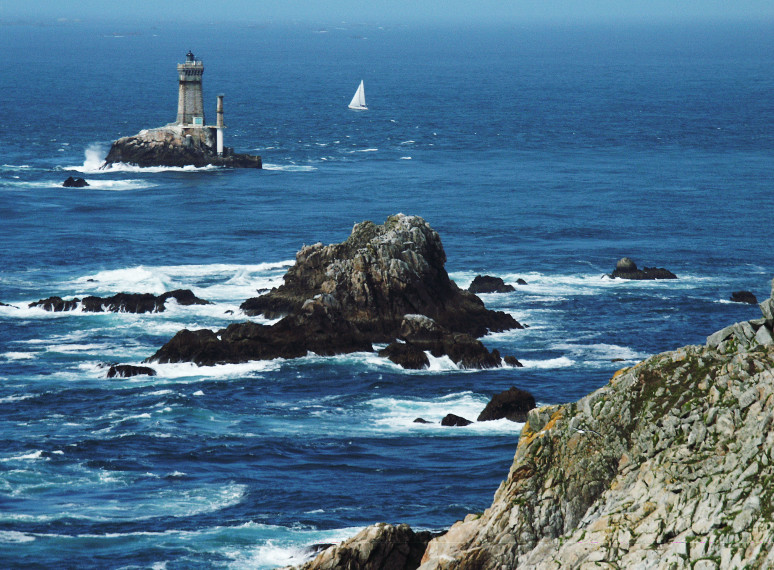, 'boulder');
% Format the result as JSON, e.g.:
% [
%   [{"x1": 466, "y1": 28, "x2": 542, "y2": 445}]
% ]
[
  {"x1": 608, "y1": 257, "x2": 677, "y2": 280},
  {"x1": 441, "y1": 414, "x2": 473, "y2": 427},
  {"x1": 468, "y1": 275, "x2": 515, "y2": 294},
  {"x1": 516, "y1": 278, "x2": 528, "y2": 285},
  {"x1": 503, "y1": 355, "x2": 523, "y2": 367},
  {"x1": 413, "y1": 418, "x2": 432, "y2": 424},
  {"x1": 290, "y1": 523, "x2": 435, "y2": 570},
  {"x1": 731, "y1": 290, "x2": 758, "y2": 305},
  {"x1": 63, "y1": 176, "x2": 89, "y2": 187},
  {"x1": 107, "y1": 364, "x2": 156, "y2": 378},
  {"x1": 102, "y1": 125, "x2": 261, "y2": 169},
  {"x1": 477, "y1": 386, "x2": 536, "y2": 422},
  {"x1": 29, "y1": 289, "x2": 209, "y2": 313},
  {"x1": 379, "y1": 342, "x2": 430, "y2": 370}
]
